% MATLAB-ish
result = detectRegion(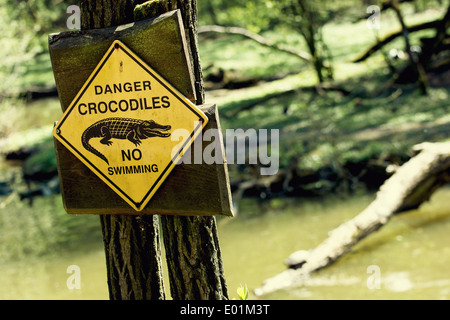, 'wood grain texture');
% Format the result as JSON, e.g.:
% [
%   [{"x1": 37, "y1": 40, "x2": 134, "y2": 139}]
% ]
[
  {"x1": 50, "y1": 11, "x2": 232, "y2": 216},
  {"x1": 54, "y1": 104, "x2": 233, "y2": 216},
  {"x1": 49, "y1": 10, "x2": 196, "y2": 106}
]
